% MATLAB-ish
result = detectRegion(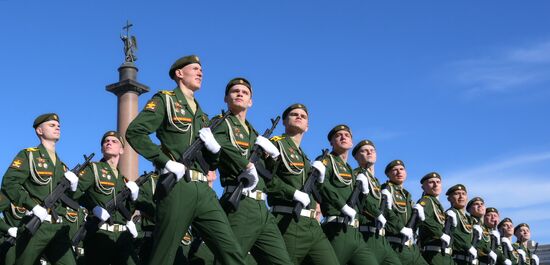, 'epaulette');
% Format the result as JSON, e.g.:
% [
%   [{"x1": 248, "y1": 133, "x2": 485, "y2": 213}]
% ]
[
  {"x1": 418, "y1": 195, "x2": 430, "y2": 205},
  {"x1": 270, "y1": 135, "x2": 285, "y2": 142},
  {"x1": 159, "y1": 90, "x2": 175, "y2": 96},
  {"x1": 26, "y1": 147, "x2": 39, "y2": 152}
]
